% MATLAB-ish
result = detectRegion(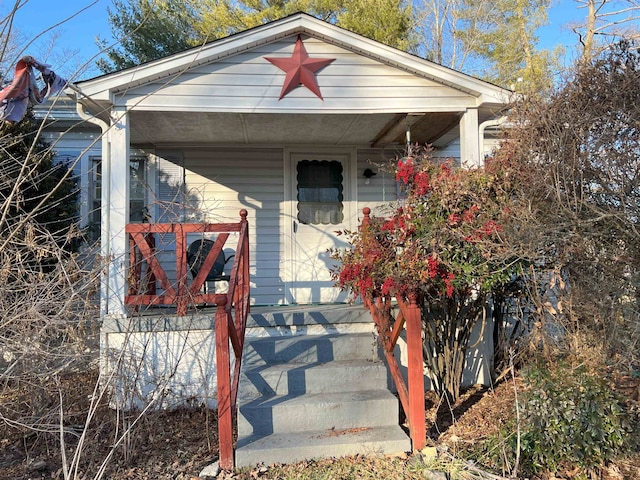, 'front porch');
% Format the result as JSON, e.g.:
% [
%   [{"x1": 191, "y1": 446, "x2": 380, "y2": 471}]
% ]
[{"x1": 109, "y1": 208, "x2": 495, "y2": 466}]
